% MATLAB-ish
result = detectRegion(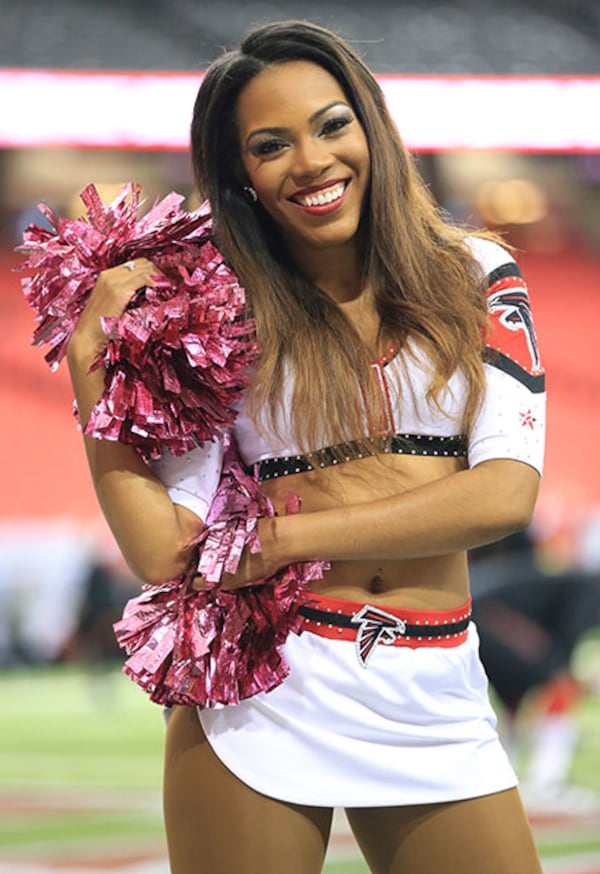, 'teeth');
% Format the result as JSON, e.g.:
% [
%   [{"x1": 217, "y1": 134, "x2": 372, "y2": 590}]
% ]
[{"x1": 298, "y1": 182, "x2": 345, "y2": 207}]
